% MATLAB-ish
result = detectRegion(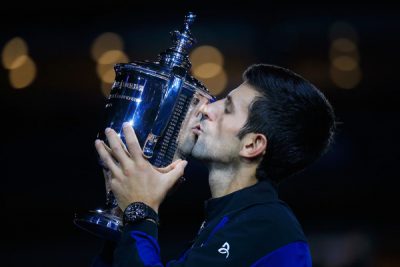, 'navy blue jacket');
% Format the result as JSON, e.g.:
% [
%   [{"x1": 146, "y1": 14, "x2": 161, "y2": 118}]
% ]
[{"x1": 94, "y1": 180, "x2": 312, "y2": 266}]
